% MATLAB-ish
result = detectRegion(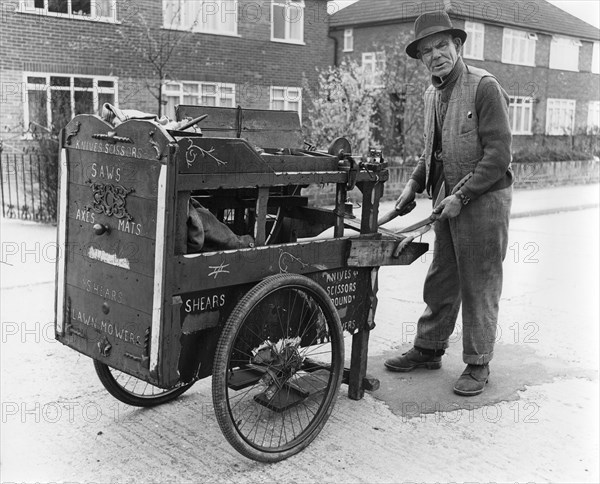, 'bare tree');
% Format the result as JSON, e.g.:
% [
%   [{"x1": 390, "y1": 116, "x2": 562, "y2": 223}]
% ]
[{"x1": 115, "y1": 4, "x2": 197, "y2": 116}]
